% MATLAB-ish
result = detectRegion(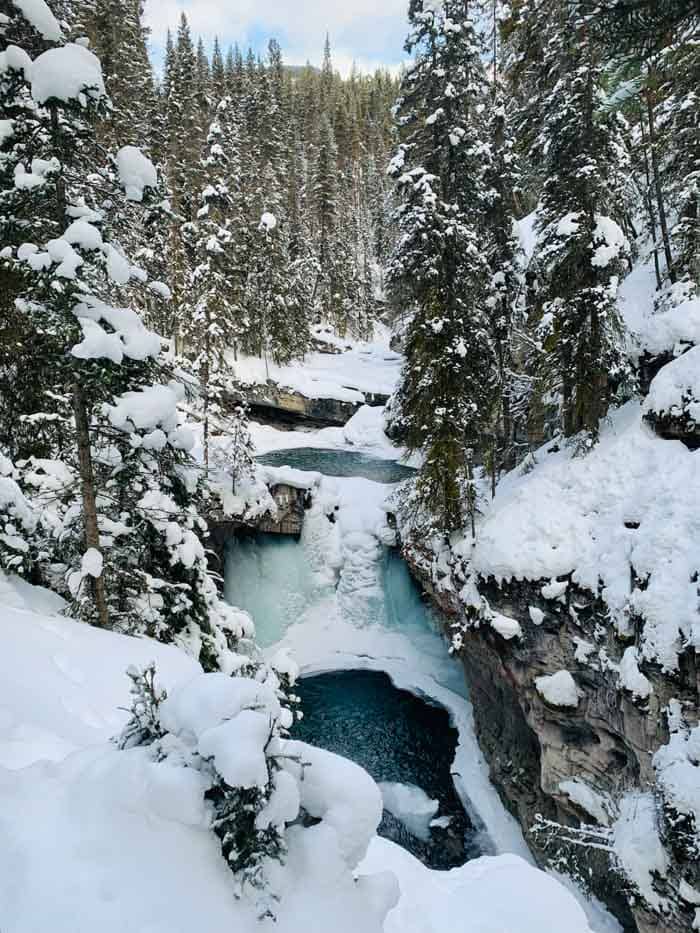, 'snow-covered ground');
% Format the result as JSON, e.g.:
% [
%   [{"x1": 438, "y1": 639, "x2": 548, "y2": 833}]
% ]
[
  {"x1": 618, "y1": 256, "x2": 700, "y2": 359},
  {"x1": 462, "y1": 400, "x2": 700, "y2": 673},
  {"x1": 0, "y1": 572, "x2": 605, "y2": 933},
  {"x1": 230, "y1": 324, "x2": 403, "y2": 403}
]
